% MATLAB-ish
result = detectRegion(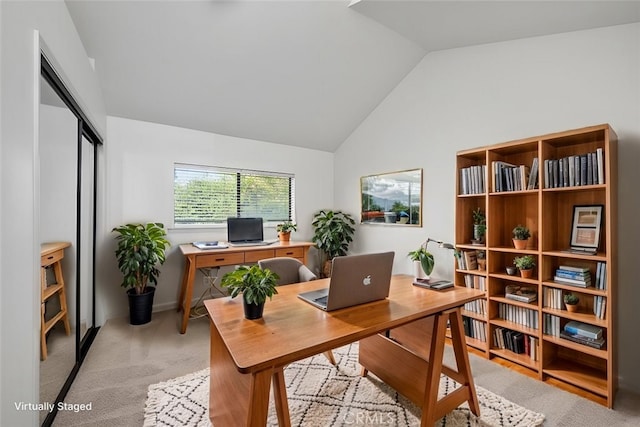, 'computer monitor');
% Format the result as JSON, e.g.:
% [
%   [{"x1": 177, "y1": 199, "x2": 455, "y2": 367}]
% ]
[{"x1": 227, "y1": 217, "x2": 264, "y2": 244}]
